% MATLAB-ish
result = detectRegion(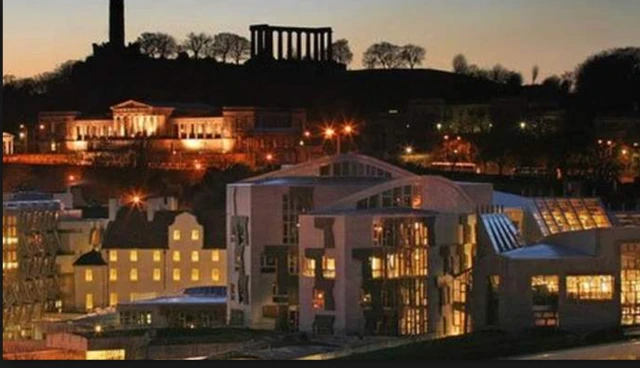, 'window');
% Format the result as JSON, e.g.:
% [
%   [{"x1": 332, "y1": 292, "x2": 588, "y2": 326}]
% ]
[
  {"x1": 85, "y1": 269, "x2": 93, "y2": 282},
  {"x1": 313, "y1": 289, "x2": 325, "y2": 310},
  {"x1": 566, "y1": 275, "x2": 614, "y2": 301},
  {"x1": 130, "y1": 251, "x2": 138, "y2": 262},
  {"x1": 322, "y1": 256, "x2": 336, "y2": 279},
  {"x1": 191, "y1": 230, "x2": 200, "y2": 241},
  {"x1": 173, "y1": 251, "x2": 181, "y2": 262},
  {"x1": 191, "y1": 251, "x2": 199, "y2": 262},
  {"x1": 153, "y1": 251, "x2": 162, "y2": 262},
  {"x1": 288, "y1": 254, "x2": 299, "y2": 275},
  {"x1": 130, "y1": 269, "x2": 139, "y2": 282},
  {"x1": 110, "y1": 251, "x2": 118, "y2": 262},
  {"x1": 531, "y1": 276, "x2": 560, "y2": 305},
  {"x1": 303, "y1": 258, "x2": 316, "y2": 278},
  {"x1": 212, "y1": 269, "x2": 220, "y2": 282},
  {"x1": 261, "y1": 254, "x2": 276, "y2": 273},
  {"x1": 85, "y1": 293, "x2": 94, "y2": 311},
  {"x1": 109, "y1": 293, "x2": 118, "y2": 307},
  {"x1": 173, "y1": 269, "x2": 181, "y2": 281},
  {"x1": 191, "y1": 269, "x2": 200, "y2": 281},
  {"x1": 153, "y1": 268, "x2": 161, "y2": 281},
  {"x1": 110, "y1": 269, "x2": 118, "y2": 282},
  {"x1": 173, "y1": 230, "x2": 181, "y2": 241},
  {"x1": 211, "y1": 250, "x2": 220, "y2": 262},
  {"x1": 621, "y1": 243, "x2": 640, "y2": 326},
  {"x1": 371, "y1": 257, "x2": 383, "y2": 279}
]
